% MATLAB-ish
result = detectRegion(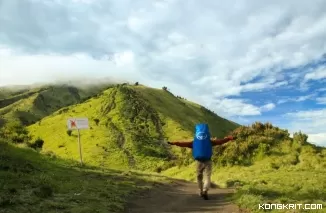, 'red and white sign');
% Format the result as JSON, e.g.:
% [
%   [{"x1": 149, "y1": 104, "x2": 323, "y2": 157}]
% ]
[{"x1": 67, "y1": 118, "x2": 89, "y2": 130}]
